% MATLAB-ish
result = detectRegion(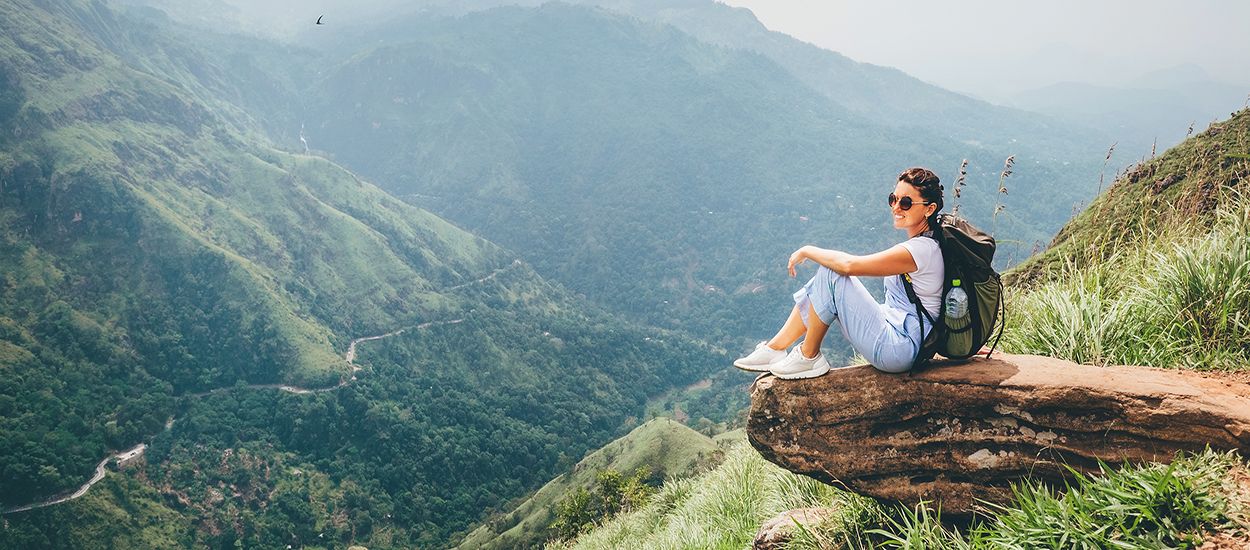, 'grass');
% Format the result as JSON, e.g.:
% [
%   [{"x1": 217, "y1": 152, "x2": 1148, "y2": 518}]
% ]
[
  {"x1": 1000, "y1": 110, "x2": 1250, "y2": 372},
  {"x1": 545, "y1": 443, "x2": 841, "y2": 550},
  {"x1": 554, "y1": 444, "x2": 1245, "y2": 550},
  {"x1": 456, "y1": 418, "x2": 729, "y2": 550},
  {"x1": 1000, "y1": 189, "x2": 1250, "y2": 371},
  {"x1": 861, "y1": 452, "x2": 1243, "y2": 550}
]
